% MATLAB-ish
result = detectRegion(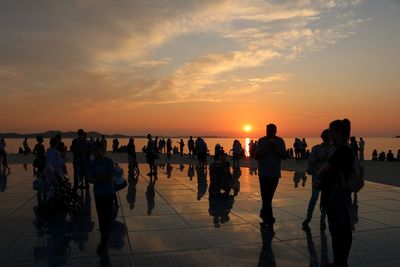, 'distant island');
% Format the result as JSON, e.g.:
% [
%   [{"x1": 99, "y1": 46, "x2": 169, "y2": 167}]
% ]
[
  {"x1": 0, "y1": 131, "x2": 132, "y2": 139},
  {"x1": 0, "y1": 131, "x2": 228, "y2": 139}
]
